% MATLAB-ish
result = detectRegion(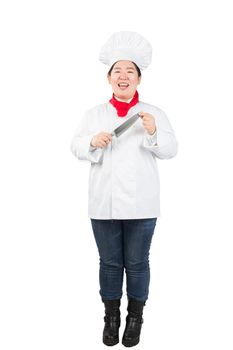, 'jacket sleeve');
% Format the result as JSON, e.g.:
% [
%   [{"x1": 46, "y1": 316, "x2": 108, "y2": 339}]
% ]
[
  {"x1": 142, "y1": 111, "x2": 178, "y2": 159},
  {"x1": 70, "y1": 113, "x2": 104, "y2": 163}
]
